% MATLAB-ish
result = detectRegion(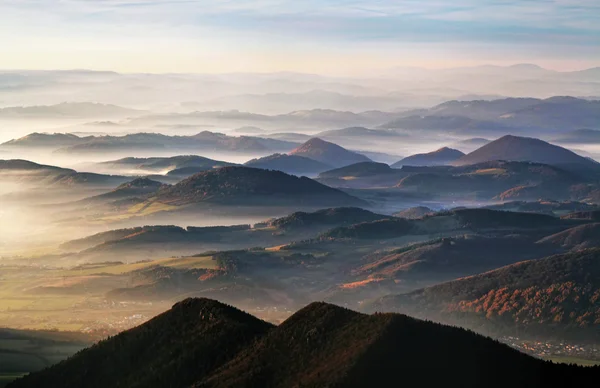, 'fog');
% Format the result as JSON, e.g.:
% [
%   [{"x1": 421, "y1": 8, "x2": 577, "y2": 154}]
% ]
[{"x1": 1, "y1": 67, "x2": 599, "y2": 371}]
